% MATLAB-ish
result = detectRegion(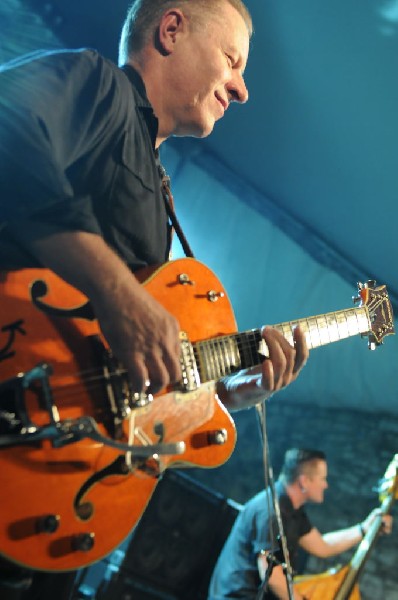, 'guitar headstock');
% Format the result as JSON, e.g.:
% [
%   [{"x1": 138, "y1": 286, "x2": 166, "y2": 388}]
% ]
[
  {"x1": 377, "y1": 454, "x2": 398, "y2": 502},
  {"x1": 355, "y1": 281, "x2": 395, "y2": 349}
]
